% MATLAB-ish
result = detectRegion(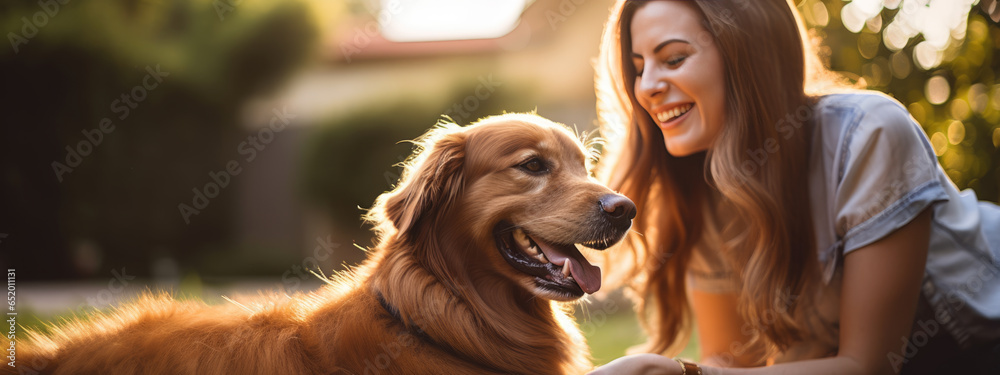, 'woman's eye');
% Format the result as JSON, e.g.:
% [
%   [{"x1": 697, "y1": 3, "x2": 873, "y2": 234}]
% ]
[
  {"x1": 634, "y1": 55, "x2": 686, "y2": 77},
  {"x1": 666, "y1": 55, "x2": 687, "y2": 67}
]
